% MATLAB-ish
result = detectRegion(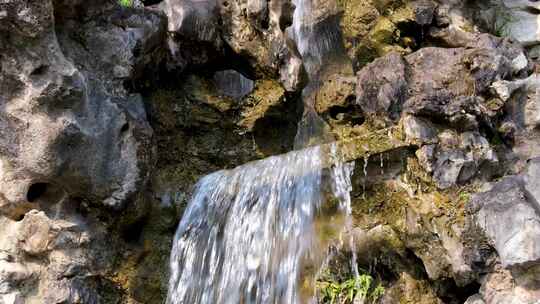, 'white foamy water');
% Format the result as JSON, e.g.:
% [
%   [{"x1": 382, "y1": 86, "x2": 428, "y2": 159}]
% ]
[{"x1": 166, "y1": 144, "x2": 355, "y2": 304}]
